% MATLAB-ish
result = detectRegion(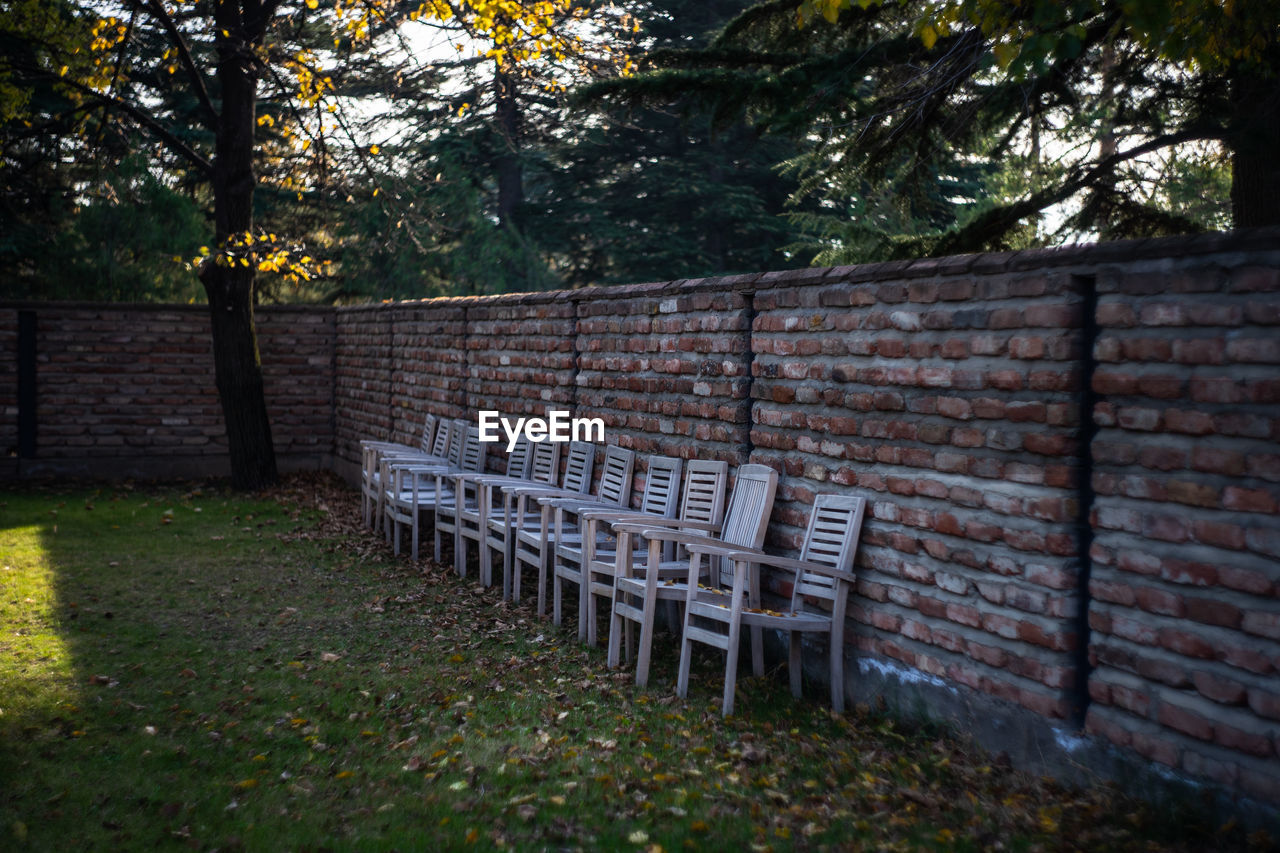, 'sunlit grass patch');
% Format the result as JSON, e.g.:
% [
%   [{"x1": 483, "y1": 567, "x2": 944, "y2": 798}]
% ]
[{"x1": 0, "y1": 477, "x2": 1267, "y2": 852}]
